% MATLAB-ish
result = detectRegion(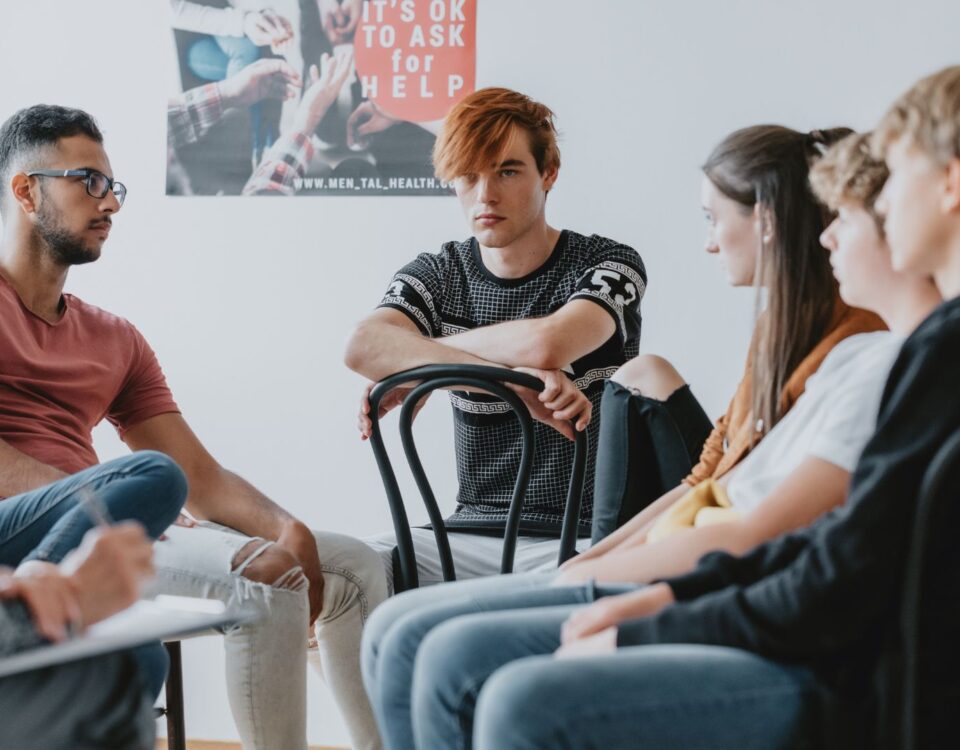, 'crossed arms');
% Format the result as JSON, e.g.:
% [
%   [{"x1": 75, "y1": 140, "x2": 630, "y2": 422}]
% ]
[{"x1": 344, "y1": 301, "x2": 617, "y2": 437}]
